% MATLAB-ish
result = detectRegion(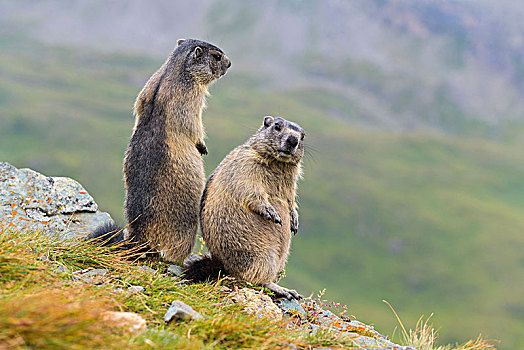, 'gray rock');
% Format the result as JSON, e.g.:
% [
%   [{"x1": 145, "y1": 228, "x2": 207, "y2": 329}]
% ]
[
  {"x1": 277, "y1": 298, "x2": 307, "y2": 318},
  {"x1": 72, "y1": 268, "x2": 108, "y2": 284},
  {"x1": 137, "y1": 265, "x2": 157, "y2": 274},
  {"x1": 164, "y1": 300, "x2": 203, "y2": 323},
  {"x1": 167, "y1": 264, "x2": 184, "y2": 277},
  {"x1": 81, "y1": 268, "x2": 109, "y2": 278},
  {"x1": 0, "y1": 162, "x2": 114, "y2": 239},
  {"x1": 297, "y1": 299, "x2": 409, "y2": 349},
  {"x1": 51, "y1": 265, "x2": 68, "y2": 274},
  {"x1": 128, "y1": 285, "x2": 145, "y2": 294},
  {"x1": 170, "y1": 277, "x2": 189, "y2": 285},
  {"x1": 183, "y1": 253, "x2": 206, "y2": 265}
]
